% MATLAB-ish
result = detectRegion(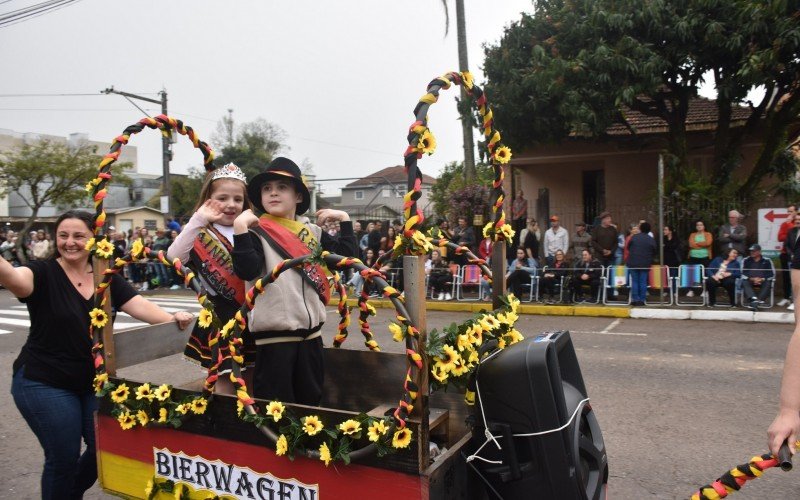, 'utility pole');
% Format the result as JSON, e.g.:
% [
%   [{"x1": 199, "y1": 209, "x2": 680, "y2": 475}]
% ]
[
  {"x1": 455, "y1": 0, "x2": 476, "y2": 183},
  {"x1": 101, "y1": 86, "x2": 172, "y2": 218}
]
